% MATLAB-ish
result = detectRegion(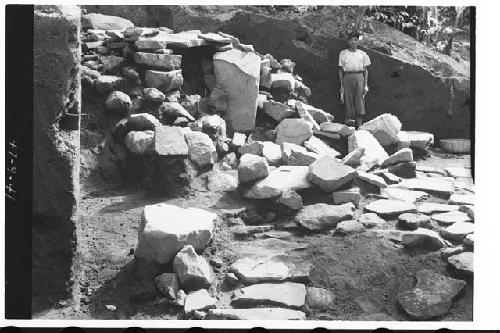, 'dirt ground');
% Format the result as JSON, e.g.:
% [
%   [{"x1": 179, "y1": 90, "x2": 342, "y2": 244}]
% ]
[{"x1": 33, "y1": 150, "x2": 472, "y2": 321}]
